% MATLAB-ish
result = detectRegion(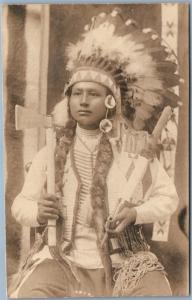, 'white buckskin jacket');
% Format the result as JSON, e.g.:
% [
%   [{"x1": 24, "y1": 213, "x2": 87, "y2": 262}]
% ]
[{"x1": 12, "y1": 129, "x2": 179, "y2": 268}]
